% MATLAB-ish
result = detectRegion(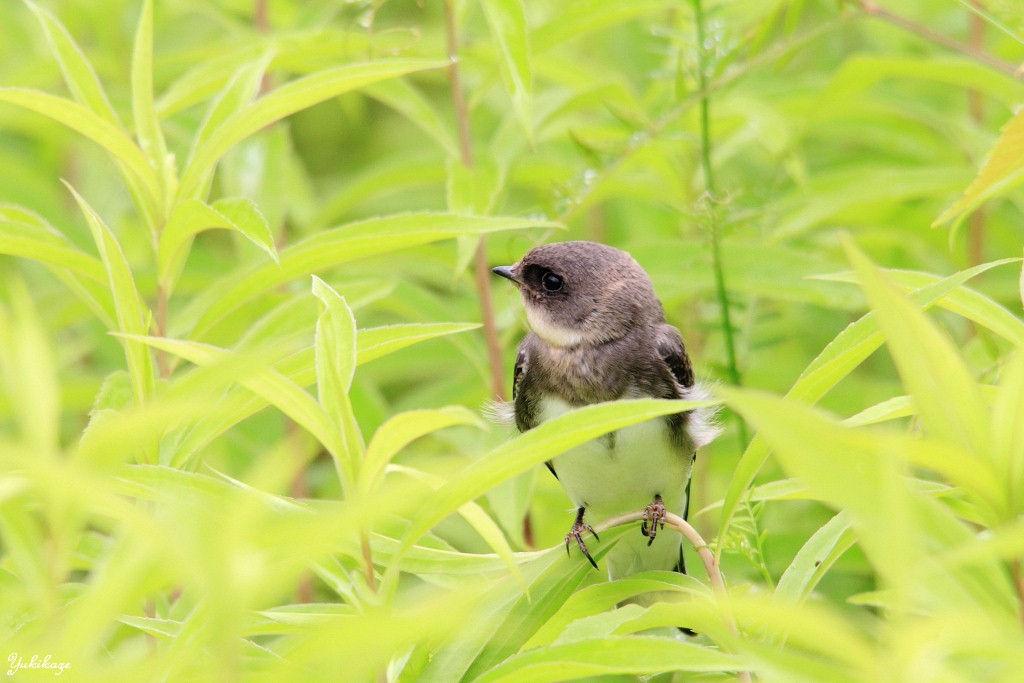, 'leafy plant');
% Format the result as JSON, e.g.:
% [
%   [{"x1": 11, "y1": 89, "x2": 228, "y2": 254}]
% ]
[{"x1": 0, "y1": 1, "x2": 1022, "y2": 681}]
